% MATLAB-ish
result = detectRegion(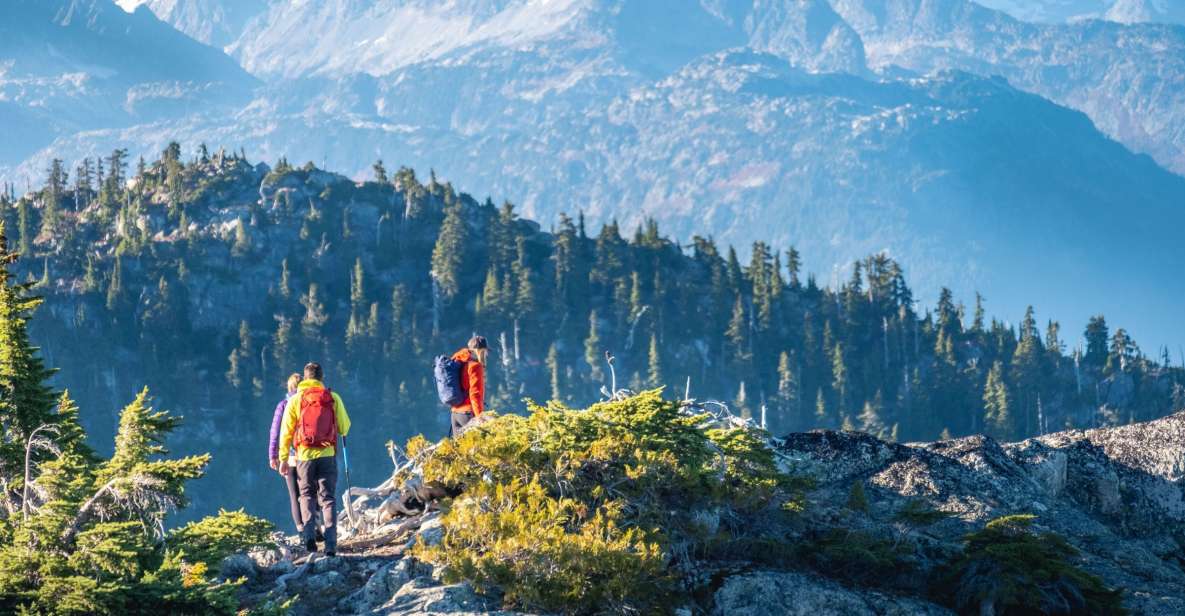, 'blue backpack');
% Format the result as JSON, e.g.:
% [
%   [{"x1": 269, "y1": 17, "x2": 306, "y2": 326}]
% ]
[{"x1": 434, "y1": 355, "x2": 466, "y2": 406}]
